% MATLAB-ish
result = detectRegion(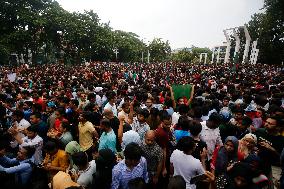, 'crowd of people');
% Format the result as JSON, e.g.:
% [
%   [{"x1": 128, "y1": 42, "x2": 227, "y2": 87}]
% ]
[{"x1": 0, "y1": 61, "x2": 283, "y2": 189}]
